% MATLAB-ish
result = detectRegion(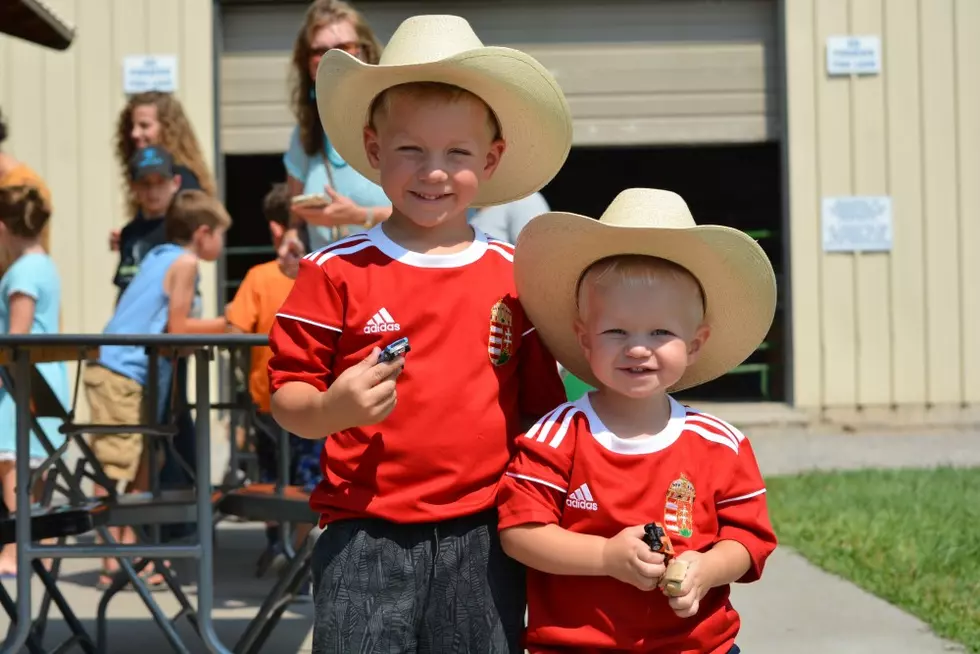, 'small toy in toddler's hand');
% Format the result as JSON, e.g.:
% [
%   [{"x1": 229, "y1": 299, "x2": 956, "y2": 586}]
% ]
[
  {"x1": 642, "y1": 522, "x2": 675, "y2": 557},
  {"x1": 642, "y1": 522, "x2": 688, "y2": 597}
]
